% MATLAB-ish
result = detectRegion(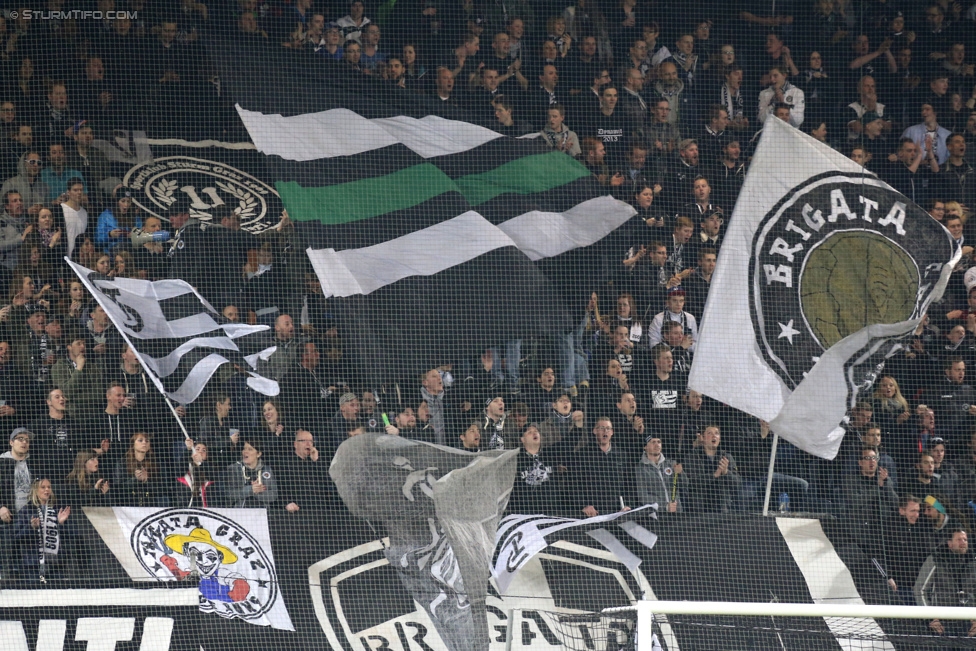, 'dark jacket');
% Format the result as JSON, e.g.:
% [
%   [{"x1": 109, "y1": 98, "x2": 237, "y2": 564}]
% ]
[
  {"x1": 684, "y1": 448, "x2": 741, "y2": 514},
  {"x1": 276, "y1": 453, "x2": 334, "y2": 512},
  {"x1": 575, "y1": 443, "x2": 633, "y2": 516},
  {"x1": 915, "y1": 546, "x2": 976, "y2": 607},
  {"x1": 507, "y1": 447, "x2": 566, "y2": 517},
  {"x1": 222, "y1": 461, "x2": 278, "y2": 508}
]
